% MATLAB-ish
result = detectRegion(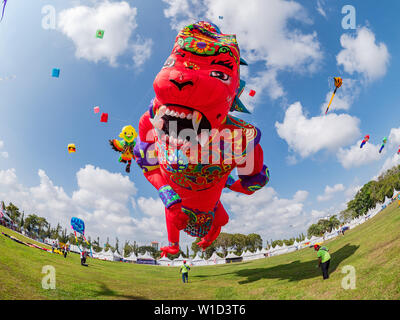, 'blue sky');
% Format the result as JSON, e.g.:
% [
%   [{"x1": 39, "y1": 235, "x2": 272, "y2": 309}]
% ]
[{"x1": 1, "y1": 0, "x2": 400, "y2": 249}]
